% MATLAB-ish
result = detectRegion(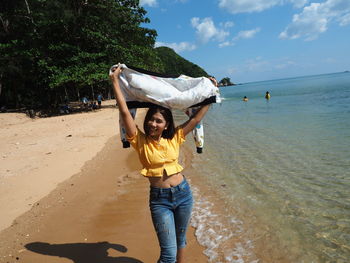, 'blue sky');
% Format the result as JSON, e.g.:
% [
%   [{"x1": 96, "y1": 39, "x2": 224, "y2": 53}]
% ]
[{"x1": 139, "y1": 0, "x2": 350, "y2": 83}]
